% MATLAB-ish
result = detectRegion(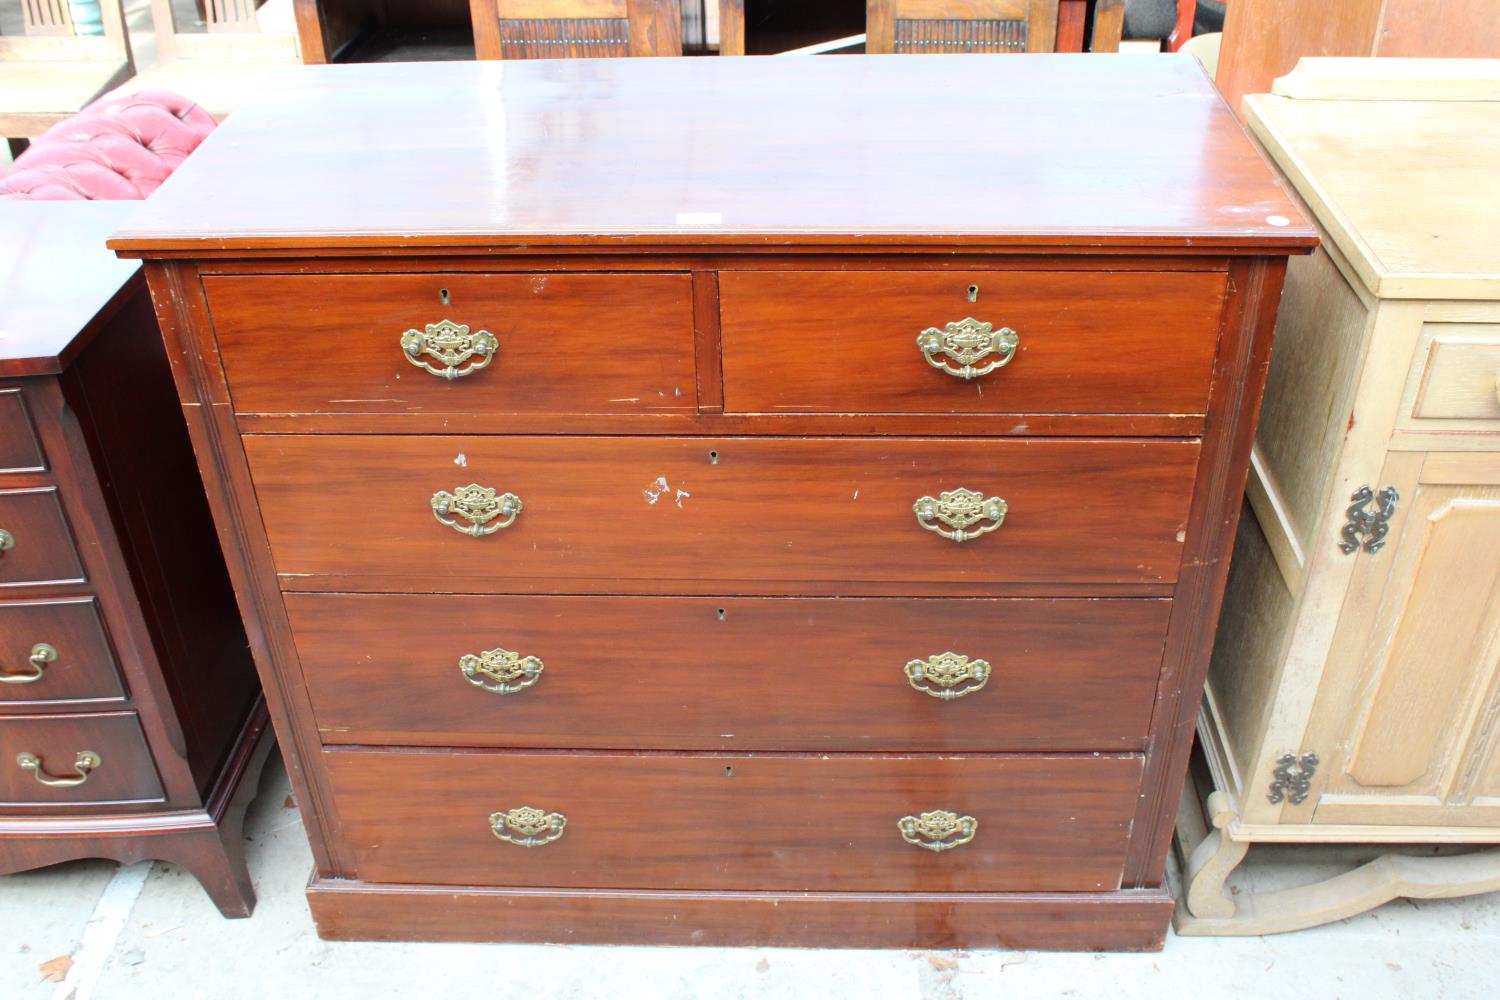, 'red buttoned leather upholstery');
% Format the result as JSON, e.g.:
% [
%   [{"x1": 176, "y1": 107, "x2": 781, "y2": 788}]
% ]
[{"x1": 1, "y1": 88, "x2": 215, "y2": 200}]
